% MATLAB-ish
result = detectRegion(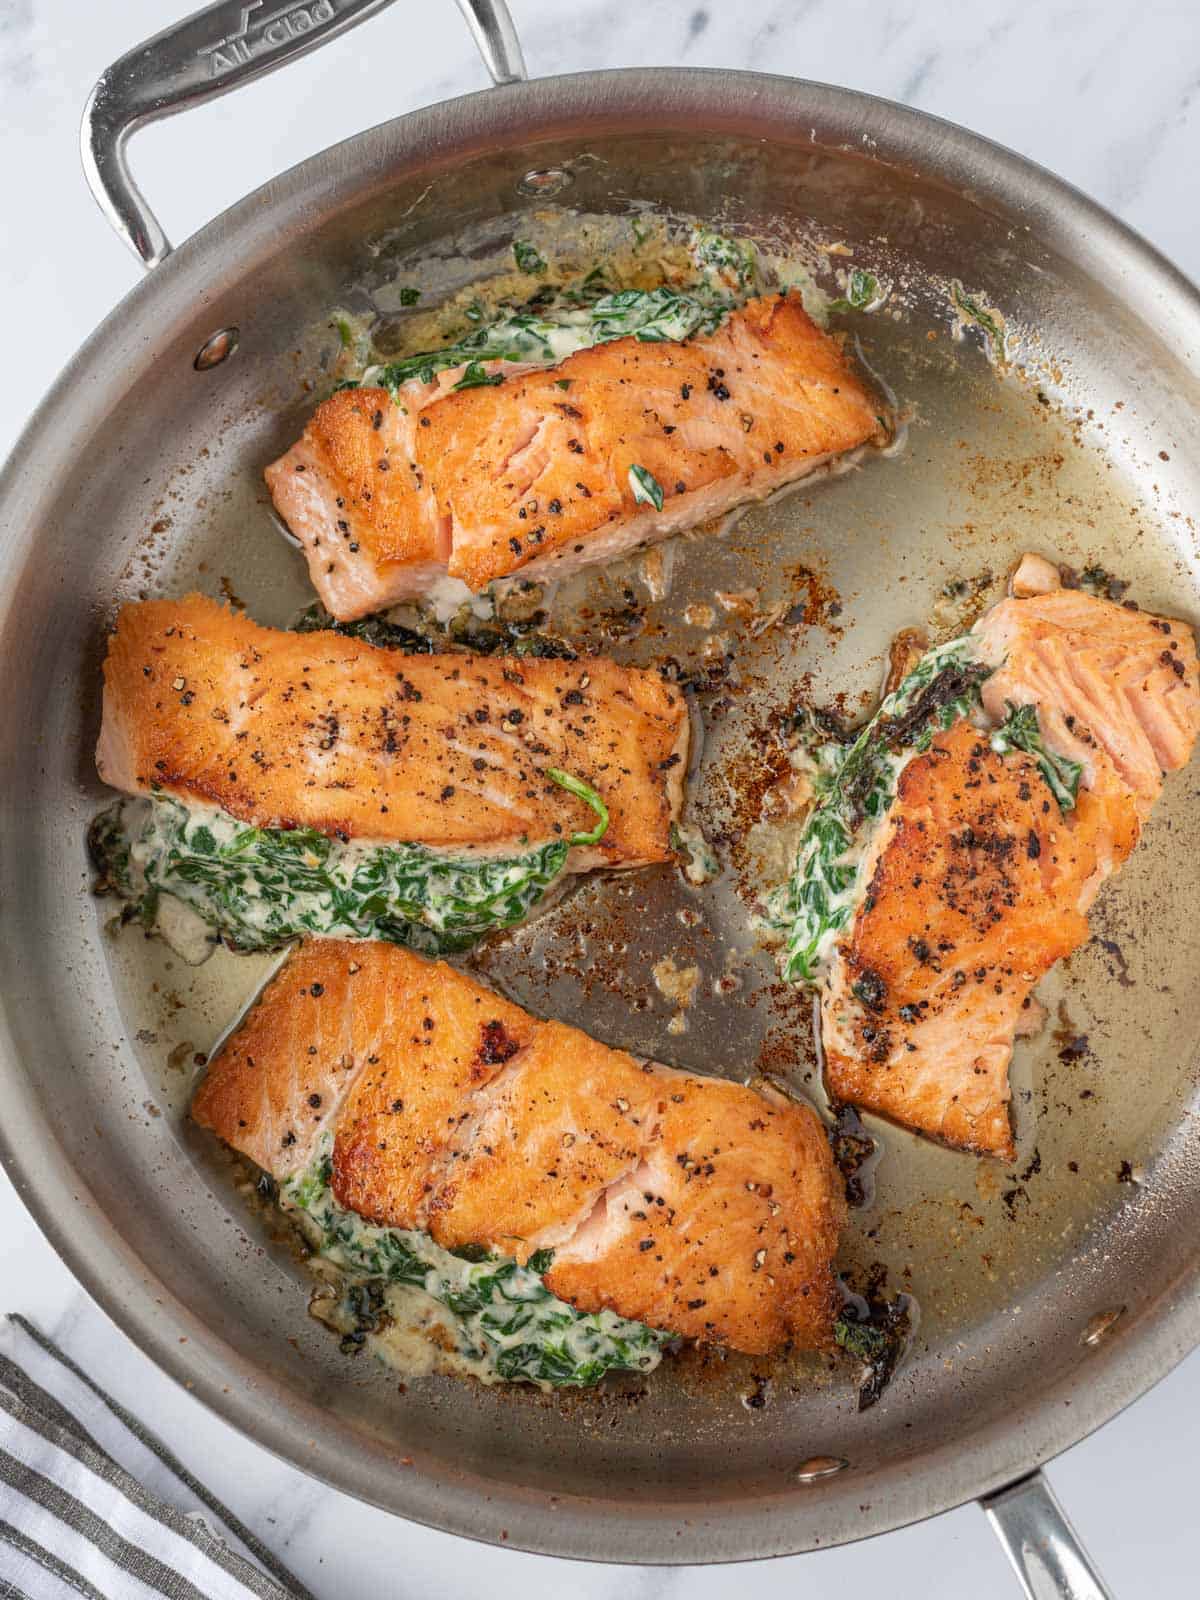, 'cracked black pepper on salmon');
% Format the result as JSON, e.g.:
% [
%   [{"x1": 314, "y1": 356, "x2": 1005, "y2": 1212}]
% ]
[{"x1": 191, "y1": 940, "x2": 846, "y2": 1356}]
